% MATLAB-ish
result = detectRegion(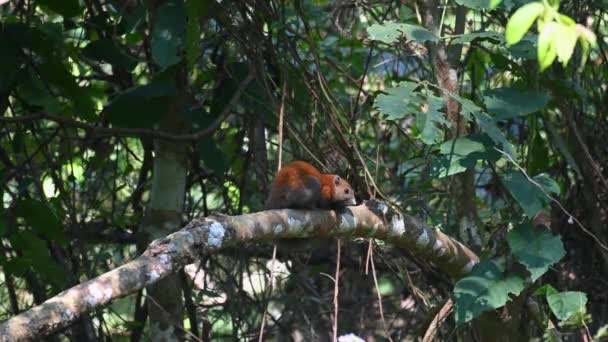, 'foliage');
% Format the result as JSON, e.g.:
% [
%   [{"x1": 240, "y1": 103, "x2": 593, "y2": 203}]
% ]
[{"x1": 1, "y1": 0, "x2": 607, "y2": 340}]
